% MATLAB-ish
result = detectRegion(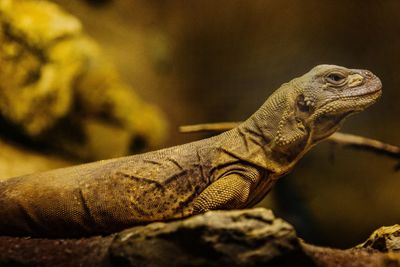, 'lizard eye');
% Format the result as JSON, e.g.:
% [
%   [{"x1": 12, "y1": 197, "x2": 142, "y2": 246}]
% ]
[{"x1": 325, "y1": 72, "x2": 346, "y2": 85}]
